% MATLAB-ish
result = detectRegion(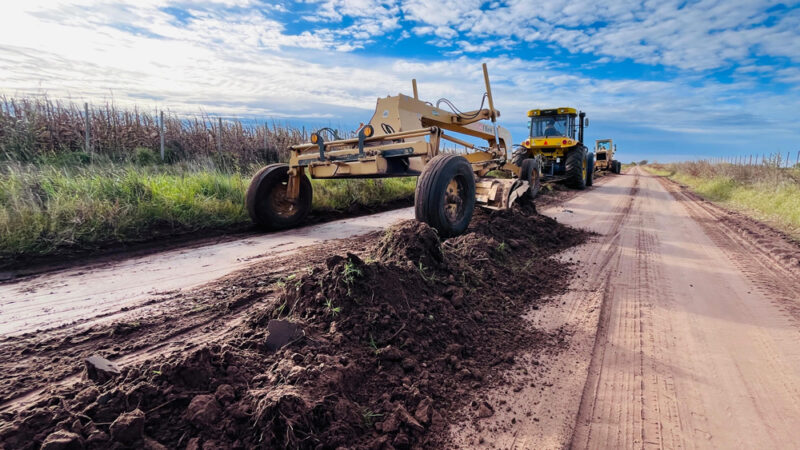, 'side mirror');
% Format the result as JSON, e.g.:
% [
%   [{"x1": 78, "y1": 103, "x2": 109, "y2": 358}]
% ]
[{"x1": 584, "y1": 118, "x2": 589, "y2": 127}]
